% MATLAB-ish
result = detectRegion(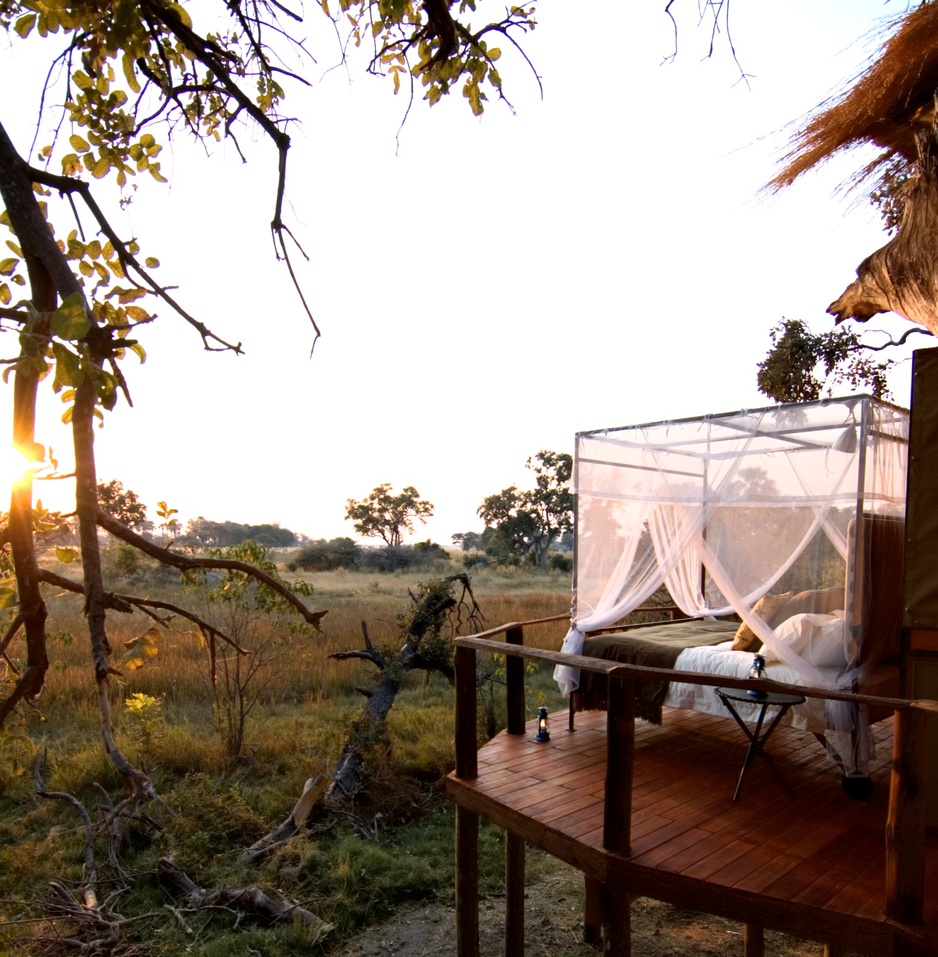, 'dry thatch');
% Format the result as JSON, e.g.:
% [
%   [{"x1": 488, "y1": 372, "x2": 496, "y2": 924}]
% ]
[{"x1": 771, "y1": 4, "x2": 938, "y2": 193}]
